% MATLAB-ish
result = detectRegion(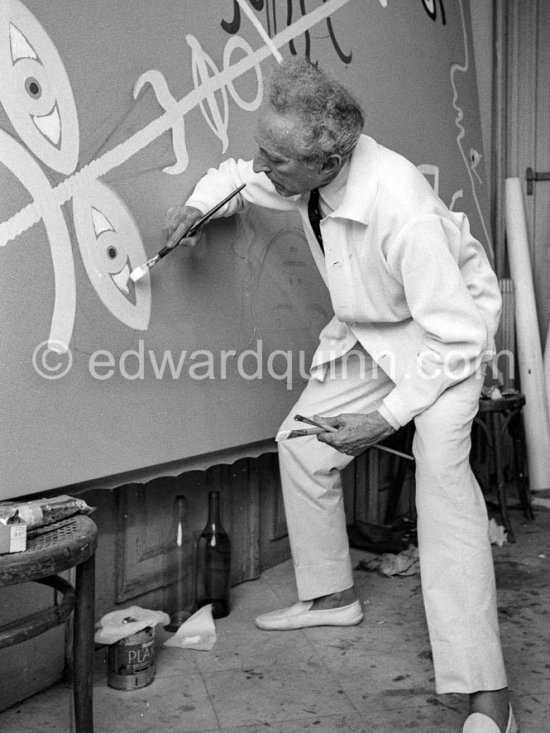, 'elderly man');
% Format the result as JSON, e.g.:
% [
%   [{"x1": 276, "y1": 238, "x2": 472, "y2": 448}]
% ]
[{"x1": 165, "y1": 59, "x2": 516, "y2": 733}]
